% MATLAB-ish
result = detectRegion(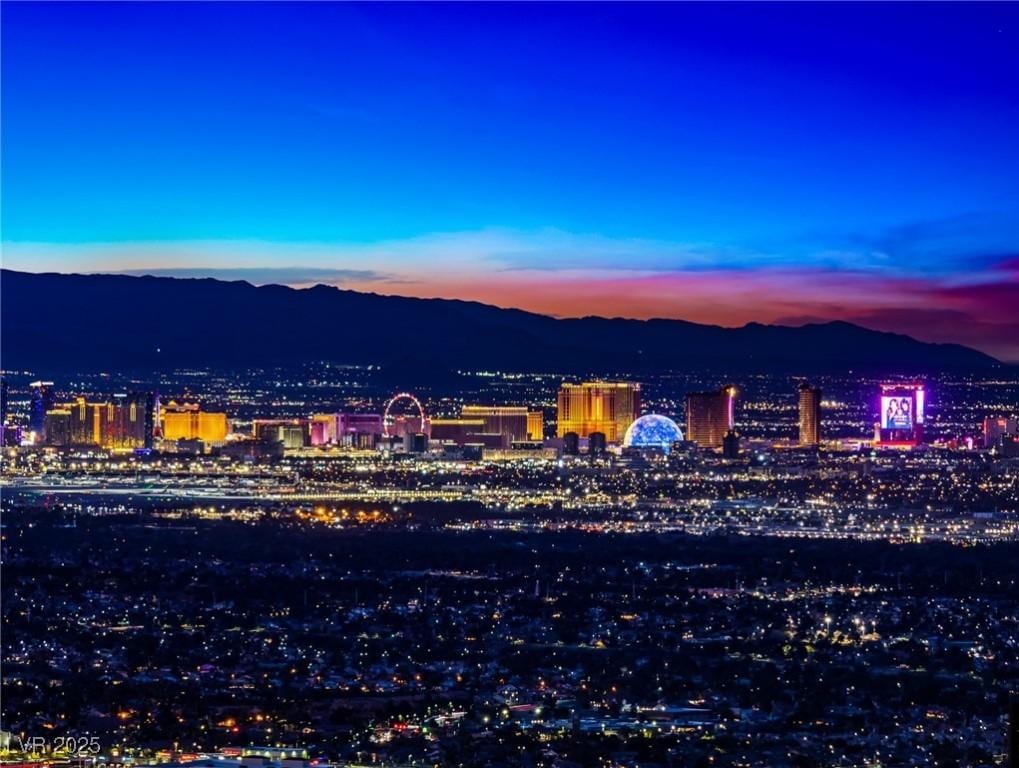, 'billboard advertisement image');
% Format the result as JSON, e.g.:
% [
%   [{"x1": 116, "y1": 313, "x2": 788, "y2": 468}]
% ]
[{"x1": 881, "y1": 395, "x2": 914, "y2": 430}]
